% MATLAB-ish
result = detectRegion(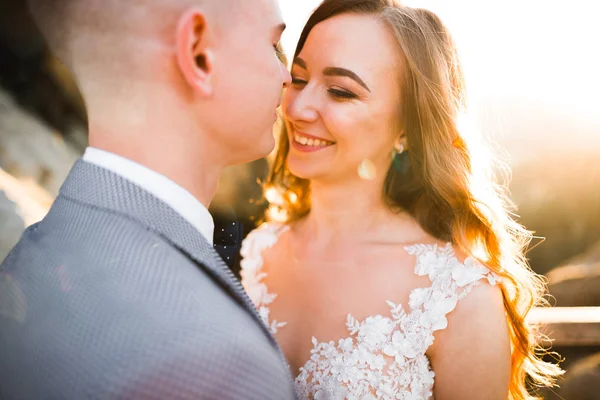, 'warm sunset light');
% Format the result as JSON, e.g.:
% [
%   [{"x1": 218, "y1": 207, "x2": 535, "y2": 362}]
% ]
[
  {"x1": 279, "y1": 0, "x2": 600, "y2": 159},
  {"x1": 0, "y1": 1, "x2": 598, "y2": 399}
]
